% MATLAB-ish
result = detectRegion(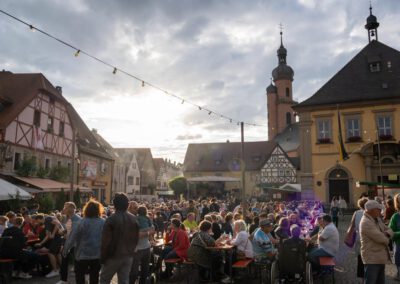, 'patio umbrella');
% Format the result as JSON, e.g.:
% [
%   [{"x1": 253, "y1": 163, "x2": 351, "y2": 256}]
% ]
[{"x1": 0, "y1": 178, "x2": 32, "y2": 200}]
